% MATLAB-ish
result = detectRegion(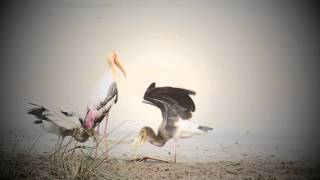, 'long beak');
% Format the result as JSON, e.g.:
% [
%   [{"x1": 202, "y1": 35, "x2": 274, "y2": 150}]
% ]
[
  {"x1": 131, "y1": 137, "x2": 139, "y2": 146},
  {"x1": 114, "y1": 57, "x2": 127, "y2": 78},
  {"x1": 131, "y1": 136, "x2": 143, "y2": 147}
]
